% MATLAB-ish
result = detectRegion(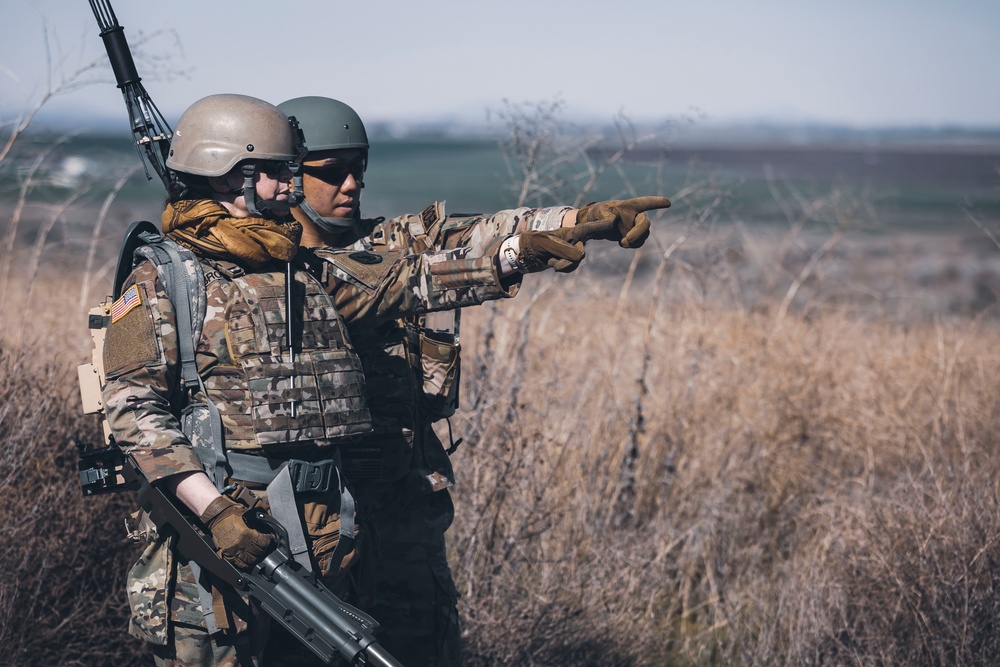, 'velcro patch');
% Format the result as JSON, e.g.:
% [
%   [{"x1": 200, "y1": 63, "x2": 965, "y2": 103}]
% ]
[
  {"x1": 348, "y1": 251, "x2": 384, "y2": 265},
  {"x1": 418, "y1": 202, "x2": 439, "y2": 231},
  {"x1": 110, "y1": 284, "x2": 142, "y2": 323},
  {"x1": 104, "y1": 284, "x2": 159, "y2": 377},
  {"x1": 321, "y1": 248, "x2": 402, "y2": 290}
]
